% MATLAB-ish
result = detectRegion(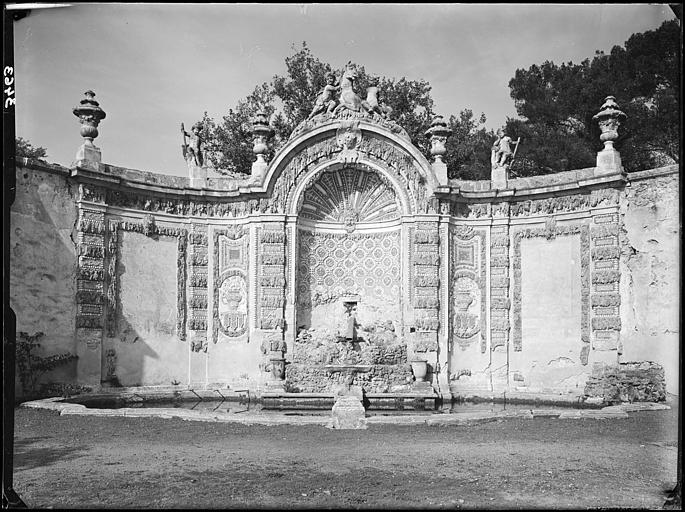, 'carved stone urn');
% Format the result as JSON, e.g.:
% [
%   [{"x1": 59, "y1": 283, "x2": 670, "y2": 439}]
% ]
[
  {"x1": 72, "y1": 90, "x2": 106, "y2": 164},
  {"x1": 592, "y1": 96, "x2": 627, "y2": 175},
  {"x1": 592, "y1": 96, "x2": 626, "y2": 149},
  {"x1": 250, "y1": 111, "x2": 274, "y2": 180},
  {"x1": 410, "y1": 359, "x2": 428, "y2": 383},
  {"x1": 73, "y1": 90, "x2": 106, "y2": 144},
  {"x1": 424, "y1": 115, "x2": 450, "y2": 163}
]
